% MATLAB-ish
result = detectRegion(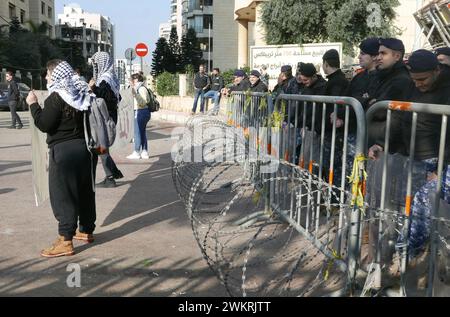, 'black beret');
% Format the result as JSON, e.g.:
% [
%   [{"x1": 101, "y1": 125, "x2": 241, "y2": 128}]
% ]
[
  {"x1": 322, "y1": 49, "x2": 340, "y2": 61},
  {"x1": 407, "y1": 49, "x2": 439, "y2": 73},
  {"x1": 234, "y1": 69, "x2": 246, "y2": 77},
  {"x1": 296, "y1": 62, "x2": 305, "y2": 73},
  {"x1": 250, "y1": 70, "x2": 261, "y2": 77},
  {"x1": 359, "y1": 37, "x2": 380, "y2": 56},
  {"x1": 435, "y1": 47, "x2": 450, "y2": 57},
  {"x1": 379, "y1": 38, "x2": 405, "y2": 53},
  {"x1": 281, "y1": 65, "x2": 292, "y2": 73},
  {"x1": 300, "y1": 63, "x2": 317, "y2": 77}
]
